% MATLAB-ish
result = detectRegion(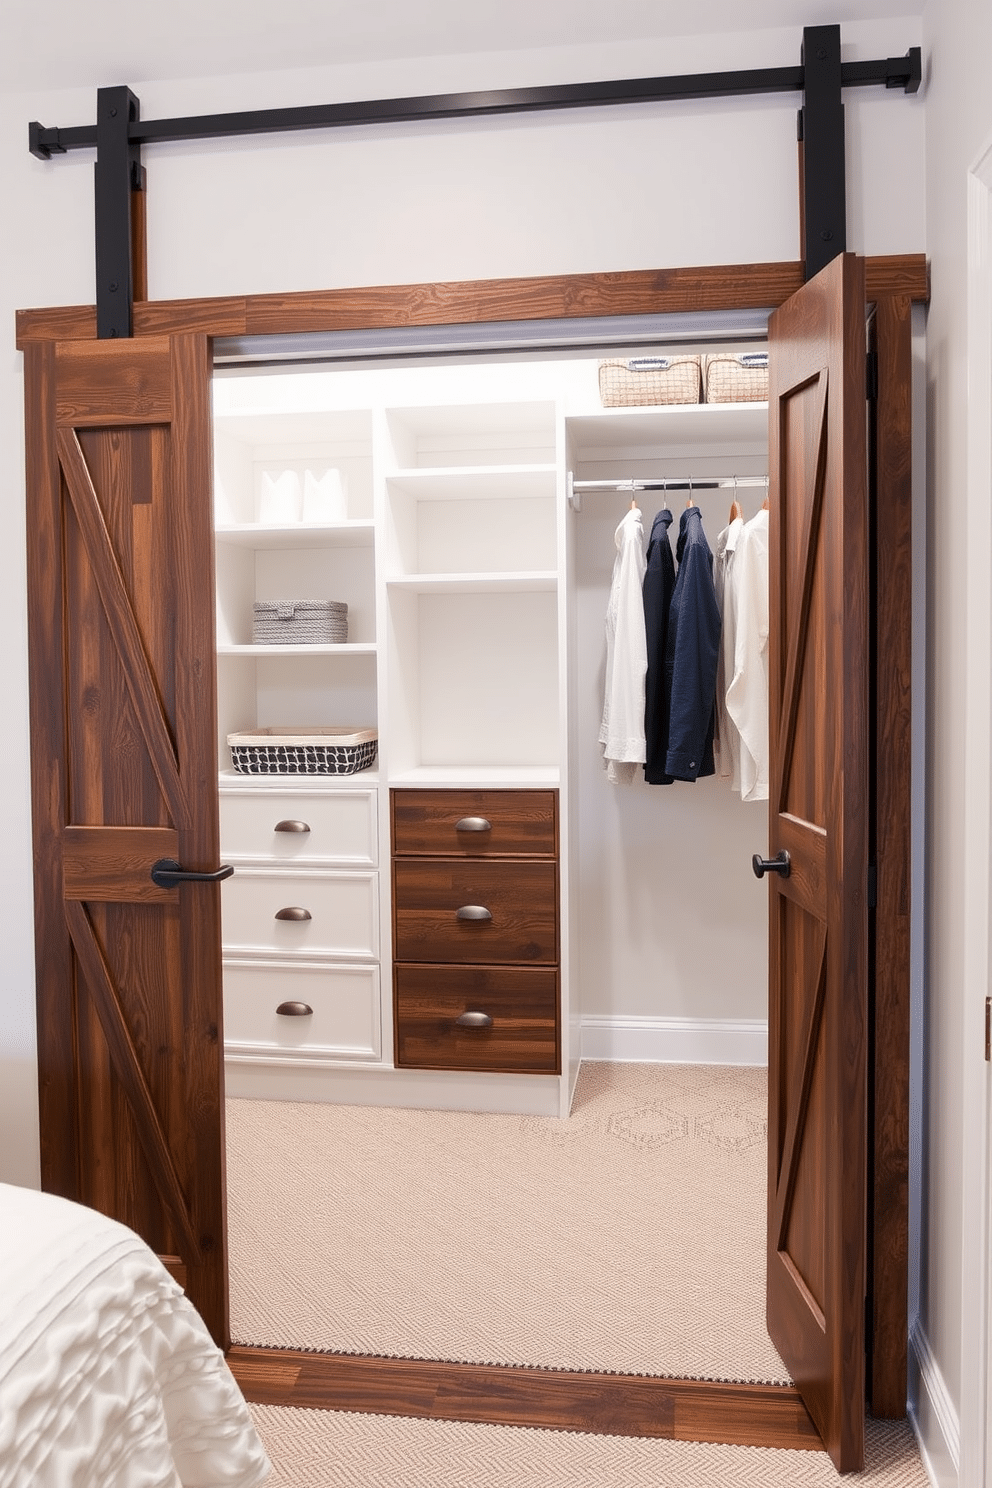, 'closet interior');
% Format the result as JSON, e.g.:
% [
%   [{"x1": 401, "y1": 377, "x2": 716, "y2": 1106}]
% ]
[{"x1": 212, "y1": 350, "x2": 772, "y2": 1119}]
